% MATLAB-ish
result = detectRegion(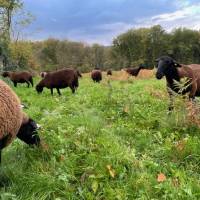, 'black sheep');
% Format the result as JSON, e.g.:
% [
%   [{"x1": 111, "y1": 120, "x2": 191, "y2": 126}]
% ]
[
  {"x1": 155, "y1": 56, "x2": 200, "y2": 110},
  {"x1": 125, "y1": 67, "x2": 143, "y2": 77}
]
